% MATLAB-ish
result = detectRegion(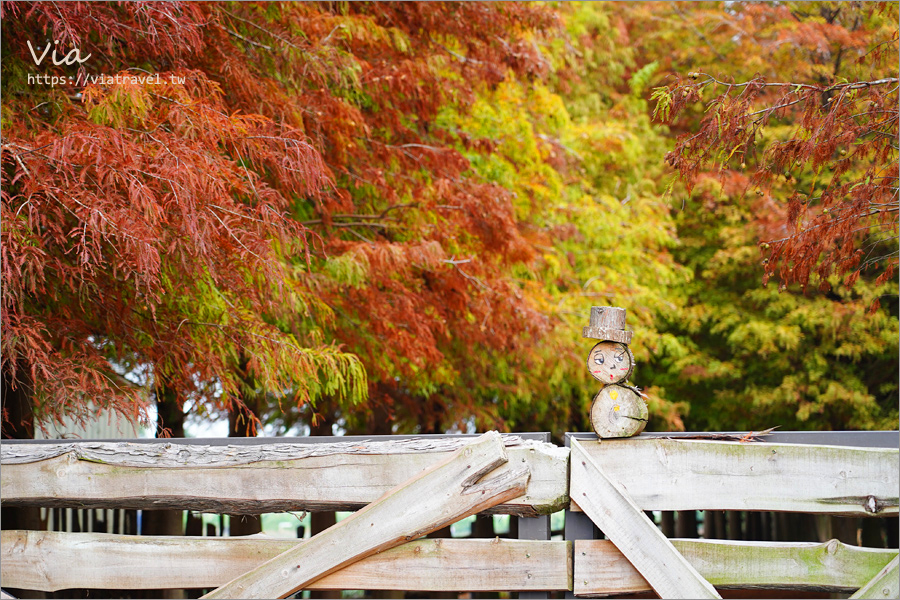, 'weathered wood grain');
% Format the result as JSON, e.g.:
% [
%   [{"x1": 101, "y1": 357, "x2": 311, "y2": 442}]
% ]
[
  {"x1": 570, "y1": 438, "x2": 899, "y2": 516},
  {"x1": 0, "y1": 530, "x2": 571, "y2": 593},
  {"x1": 574, "y1": 539, "x2": 898, "y2": 596},
  {"x1": 1, "y1": 435, "x2": 567, "y2": 516},
  {"x1": 1, "y1": 436, "x2": 530, "y2": 466},
  {"x1": 850, "y1": 554, "x2": 899, "y2": 599},
  {"x1": 570, "y1": 439, "x2": 721, "y2": 599},
  {"x1": 583, "y1": 306, "x2": 632, "y2": 344},
  {"x1": 202, "y1": 431, "x2": 529, "y2": 598}
]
